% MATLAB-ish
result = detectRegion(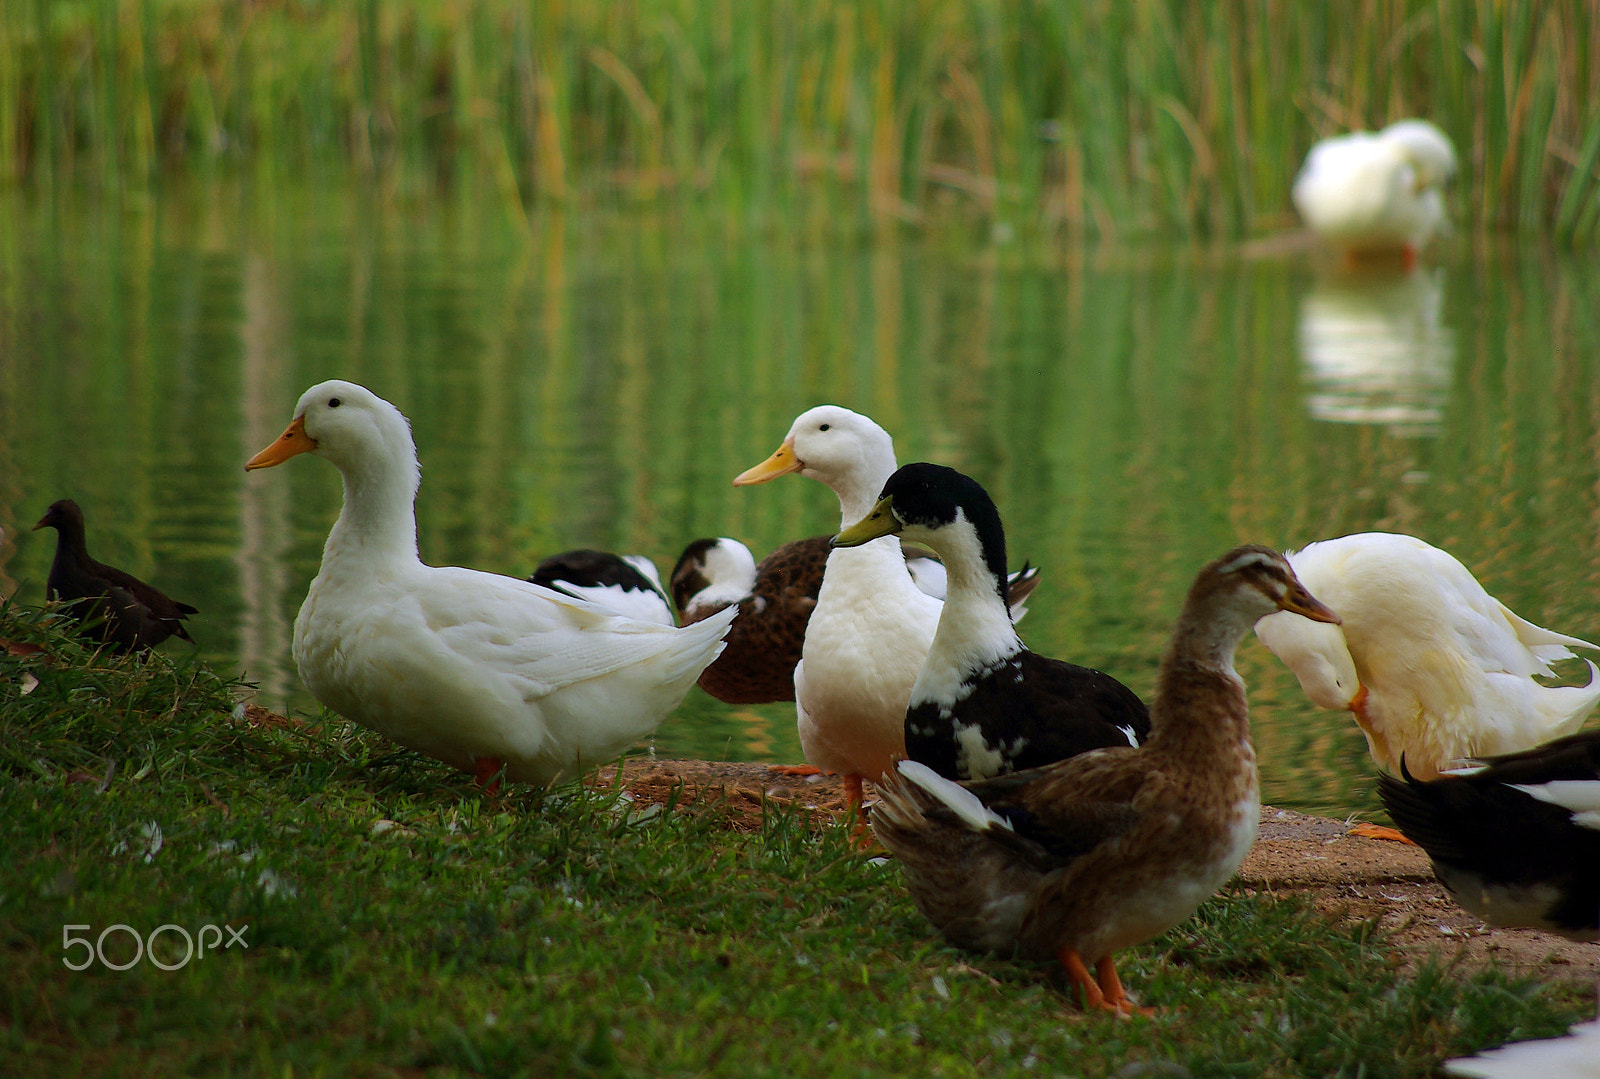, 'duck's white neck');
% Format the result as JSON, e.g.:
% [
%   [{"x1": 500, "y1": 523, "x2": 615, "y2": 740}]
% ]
[
  {"x1": 824, "y1": 449, "x2": 898, "y2": 525},
  {"x1": 919, "y1": 523, "x2": 1020, "y2": 677},
  {"x1": 322, "y1": 450, "x2": 422, "y2": 568}
]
